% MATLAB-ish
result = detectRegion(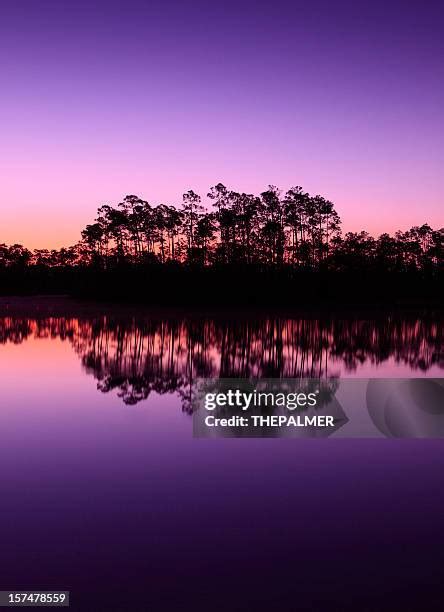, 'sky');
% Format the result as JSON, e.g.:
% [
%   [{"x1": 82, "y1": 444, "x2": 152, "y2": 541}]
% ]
[{"x1": 0, "y1": 0, "x2": 443, "y2": 249}]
